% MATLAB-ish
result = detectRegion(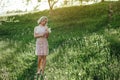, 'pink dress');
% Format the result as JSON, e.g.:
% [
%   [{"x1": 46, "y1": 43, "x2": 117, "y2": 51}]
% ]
[{"x1": 34, "y1": 26, "x2": 49, "y2": 55}]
